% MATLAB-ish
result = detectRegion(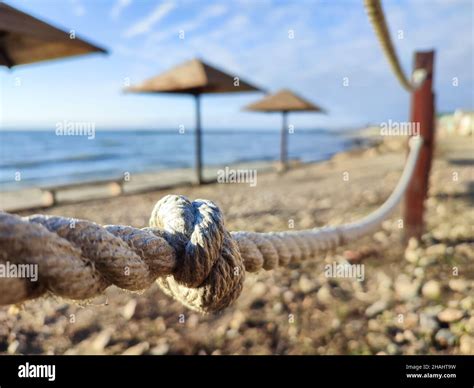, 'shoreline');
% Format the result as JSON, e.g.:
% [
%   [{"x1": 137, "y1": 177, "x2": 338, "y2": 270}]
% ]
[{"x1": 1, "y1": 131, "x2": 372, "y2": 212}]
